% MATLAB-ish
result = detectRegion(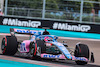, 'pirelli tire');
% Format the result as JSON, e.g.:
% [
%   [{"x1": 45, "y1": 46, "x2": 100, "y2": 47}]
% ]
[
  {"x1": 32, "y1": 40, "x2": 46, "y2": 59},
  {"x1": 1, "y1": 36, "x2": 18, "y2": 55},
  {"x1": 74, "y1": 44, "x2": 89, "y2": 65}
]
